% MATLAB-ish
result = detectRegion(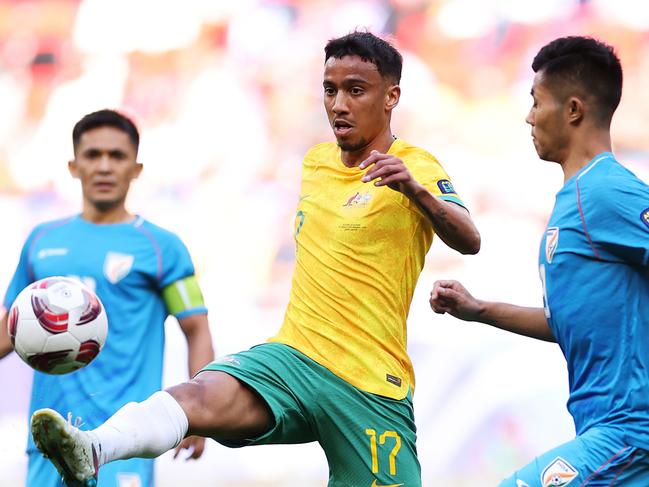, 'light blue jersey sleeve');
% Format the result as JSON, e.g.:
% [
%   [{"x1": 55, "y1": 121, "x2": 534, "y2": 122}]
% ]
[
  {"x1": 156, "y1": 231, "x2": 208, "y2": 319},
  {"x1": 3, "y1": 225, "x2": 42, "y2": 309},
  {"x1": 583, "y1": 175, "x2": 649, "y2": 267}
]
